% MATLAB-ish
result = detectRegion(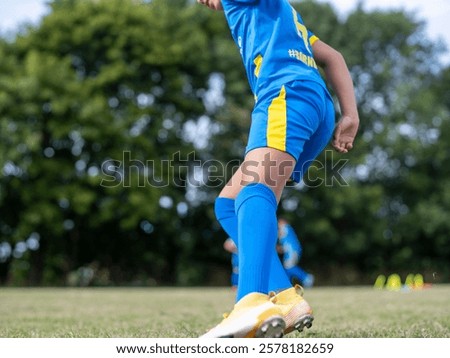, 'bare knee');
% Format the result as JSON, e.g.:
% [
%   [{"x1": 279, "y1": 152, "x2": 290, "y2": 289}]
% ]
[{"x1": 219, "y1": 148, "x2": 295, "y2": 201}]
